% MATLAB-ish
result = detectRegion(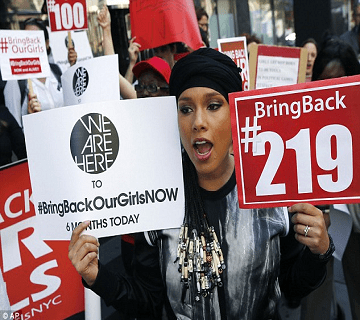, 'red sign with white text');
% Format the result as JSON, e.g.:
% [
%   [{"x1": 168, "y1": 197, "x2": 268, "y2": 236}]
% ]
[
  {"x1": 0, "y1": 30, "x2": 50, "y2": 80},
  {"x1": 130, "y1": 0, "x2": 203, "y2": 51},
  {"x1": 0, "y1": 160, "x2": 84, "y2": 319},
  {"x1": 10, "y1": 58, "x2": 41, "y2": 75},
  {"x1": 47, "y1": 0, "x2": 88, "y2": 32},
  {"x1": 230, "y1": 75, "x2": 360, "y2": 208},
  {"x1": 218, "y1": 37, "x2": 250, "y2": 91}
]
